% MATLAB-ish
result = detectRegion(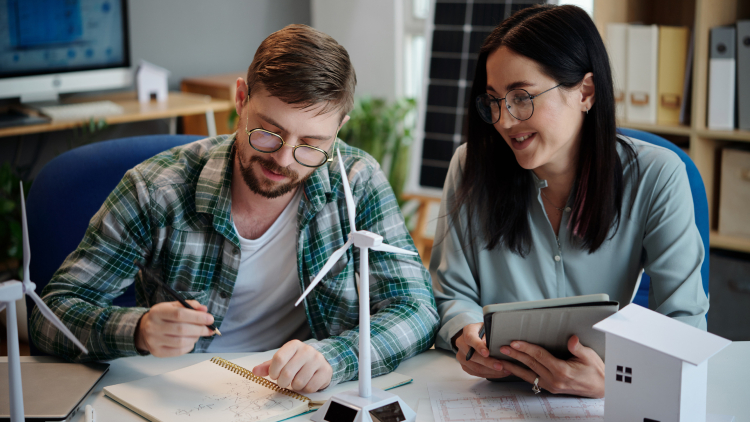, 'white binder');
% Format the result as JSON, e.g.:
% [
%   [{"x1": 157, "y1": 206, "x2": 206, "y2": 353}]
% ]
[
  {"x1": 708, "y1": 26, "x2": 736, "y2": 130},
  {"x1": 607, "y1": 23, "x2": 629, "y2": 122},
  {"x1": 627, "y1": 25, "x2": 659, "y2": 124},
  {"x1": 737, "y1": 21, "x2": 750, "y2": 131}
]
